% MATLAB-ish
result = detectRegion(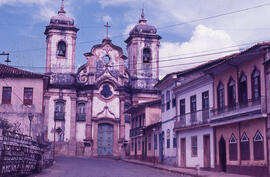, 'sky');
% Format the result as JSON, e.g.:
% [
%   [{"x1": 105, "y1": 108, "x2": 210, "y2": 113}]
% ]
[{"x1": 1, "y1": 0, "x2": 270, "y2": 78}]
